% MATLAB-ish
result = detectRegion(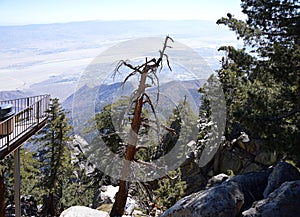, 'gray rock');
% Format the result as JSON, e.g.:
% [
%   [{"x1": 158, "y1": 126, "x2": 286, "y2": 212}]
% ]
[
  {"x1": 180, "y1": 156, "x2": 207, "y2": 195},
  {"x1": 219, "y1": 150, "x2": 242, "y2": 174},
  {"x1": 240, "y1": 162, "x2": 265, "y2": 174},
  {"x1": 263, "y1": 161, "x2": 300, "y2": 198},
  {"x1": 206, "y1": 173, "x2": 229, "y2": 188},
  {"x1": 60, "y1": 206, "x2": 109, "y2": 217},
  {"x1": 242, "y1": 180, "x2": 300, "y2": 217},
  {"x1": 160, "y1": 181, "x2": 244, "y2": 217},
  {"x1": 229, "y1": 169, "x2": 272, "y2": 210},
  {"x1": 161, "y1": 169, "x2": 273, "y2": 217},
  {"x1": 161, "y1": 162, "x2": 300, "y2": 217},
  {"x1": 254, "y1": 151, "x2": 277, "y2": 166}
]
